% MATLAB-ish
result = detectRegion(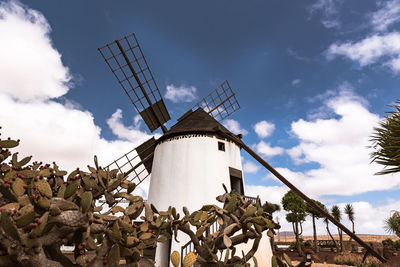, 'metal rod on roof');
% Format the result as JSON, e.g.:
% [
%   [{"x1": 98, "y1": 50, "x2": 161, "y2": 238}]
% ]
[
  {"x1": 115, "y1": 40, "x2": 167, "y2": 133},
  {"x1": 216, "y1": 128, "x2": 386, "y2": 263}
]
